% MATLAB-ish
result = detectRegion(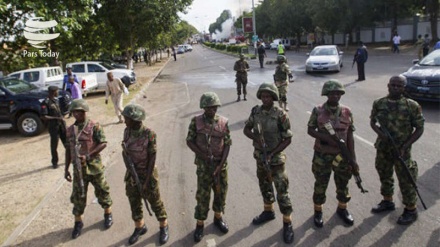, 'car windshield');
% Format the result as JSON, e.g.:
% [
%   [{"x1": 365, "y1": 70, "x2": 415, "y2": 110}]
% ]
[
  {"x1": 0, "y1": 78, "x2": 38, "y2": 93},
  {"x1": 311, "y1": 48, "x2": 337, "y2": 56},
  {"x1": 419, "y1": 51, "x2": 440, "y2": 66},
  {"x1": 99, "y1": 62, "x2": 115, "y2": 70}
]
